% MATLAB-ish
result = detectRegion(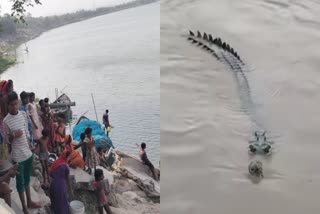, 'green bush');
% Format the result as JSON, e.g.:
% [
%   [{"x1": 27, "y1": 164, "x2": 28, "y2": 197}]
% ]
[{"x1": 0, "y1": 57, "x2": 15, "y2": 73}]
